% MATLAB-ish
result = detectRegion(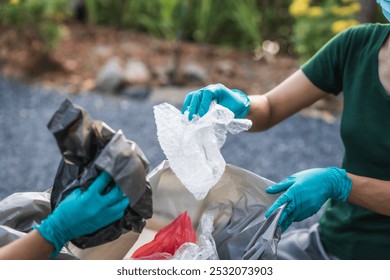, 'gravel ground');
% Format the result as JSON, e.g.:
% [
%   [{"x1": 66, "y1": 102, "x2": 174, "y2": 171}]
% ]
[{"x1": 0, "y1": 76, "x2": 344, "y2": 200}]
